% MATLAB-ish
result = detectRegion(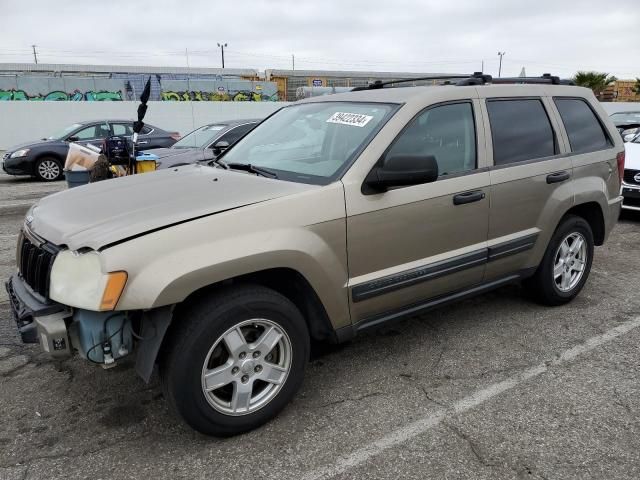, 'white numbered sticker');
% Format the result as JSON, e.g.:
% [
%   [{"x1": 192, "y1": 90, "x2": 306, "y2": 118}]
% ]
[{"x1": 326, "y1": 112, "x2": 374, "y2": 127}]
